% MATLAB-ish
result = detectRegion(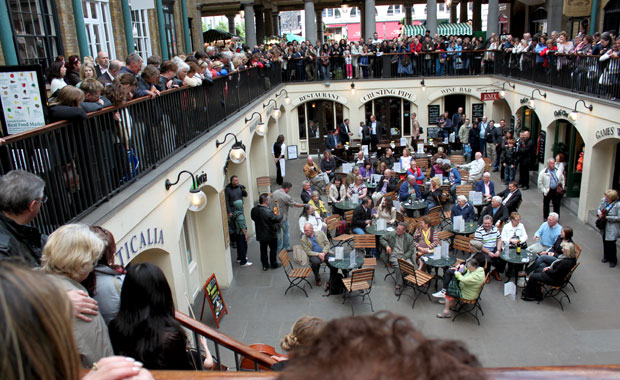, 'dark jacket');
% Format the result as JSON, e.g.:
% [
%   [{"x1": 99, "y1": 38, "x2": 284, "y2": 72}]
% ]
[
  {"x1": 518, "y1": 138, "x2": 535, "y2": 165},
  {"x1": 423, "y1": 188, "x2": 443, "y2": 206},
  {"x1": 48, "y1": 105, "x2": 87, "y2": 123},
  {"x1": 360, "y1": 124, "x2": 371, "y2": 145},
  {"x1": 478, "y1": 204, "x2": 509, "y2": 225},
  {"x1": 97, "y1": 72, "x2": 113, "y2": 86},
  {"x1": 497, "y1": 187, "x2": 522, "y2": 213},
  {"x1": 376, "y1": 175, "x2": 398, "y2": 193},
  {"x1": 80, "y1": 96, "x2": 112, "y2": 113},
  {"x1": 338, "y1": 122, "x2": 351, "y2": 144},
  {"x1": 352, "y1": 204, "x2": 372, "y2": 230},
  {"x1": 224, "y1": 183, "x2": 247, "y2": 215},
  {"x1": 474, "y1": 180, "x2": 495, "y2": 196},
  {"x1": 321, "y1": 158, "x2": 337, "y2": 173},
  {"x1": 65, "y1": 71, "x2": 80, "y2": 86},
  {"x1": 469, "y1": 126, "x2": 481, "y2": 149},
  {"x1": 326, "y1": 134, "x2": 338, "y2": 150},
  {"x1": 300, "y1": 189, "x2": 312, "y2": 204},
  {"x1": 485, "y1": 126, "x2": 503, "y2": 145},
  {"x1": 250, "y1": 205, "x2": 282, "y2": 242},
  {"x1": 451, "y1": 203, "x2": 476, "y2": 222},
  {"x1": 399, "y1": 181, "x2": 422, "y2": 202},
  {"x1": 501, "y1": 145, "x2": 518, "y2": 166},
  {"x1": 379, "y1": 155, "x2": 395, "y2": 169},
  {"x1": 0, "y1": 213, "x2": 46, "y2": 267},
  {"x1": 540, "y1": 257, "x2": 577, "y2": 286}
]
